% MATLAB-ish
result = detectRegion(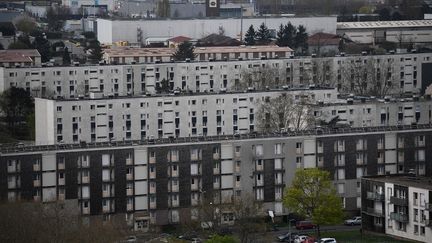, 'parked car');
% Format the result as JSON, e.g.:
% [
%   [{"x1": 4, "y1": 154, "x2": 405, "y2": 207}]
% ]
[
  {"x1": 295, "y1": 221, "x2": 316, "y2": 230},
  {"x1": 304, "y1": 237, "x2": 317, "y2": 243},
  {"x1": 344, "y1": 216, "x2": 362, "y2": 226},
  {"x1": 319, "y1": 238, "x2": 337, "y2": 243},
  {"x1": 277, "y1": 232, "x2": 298, "y2": 242},
  {"x1": 294, "y1": 235, "x2": 309, "y2": 243}
]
